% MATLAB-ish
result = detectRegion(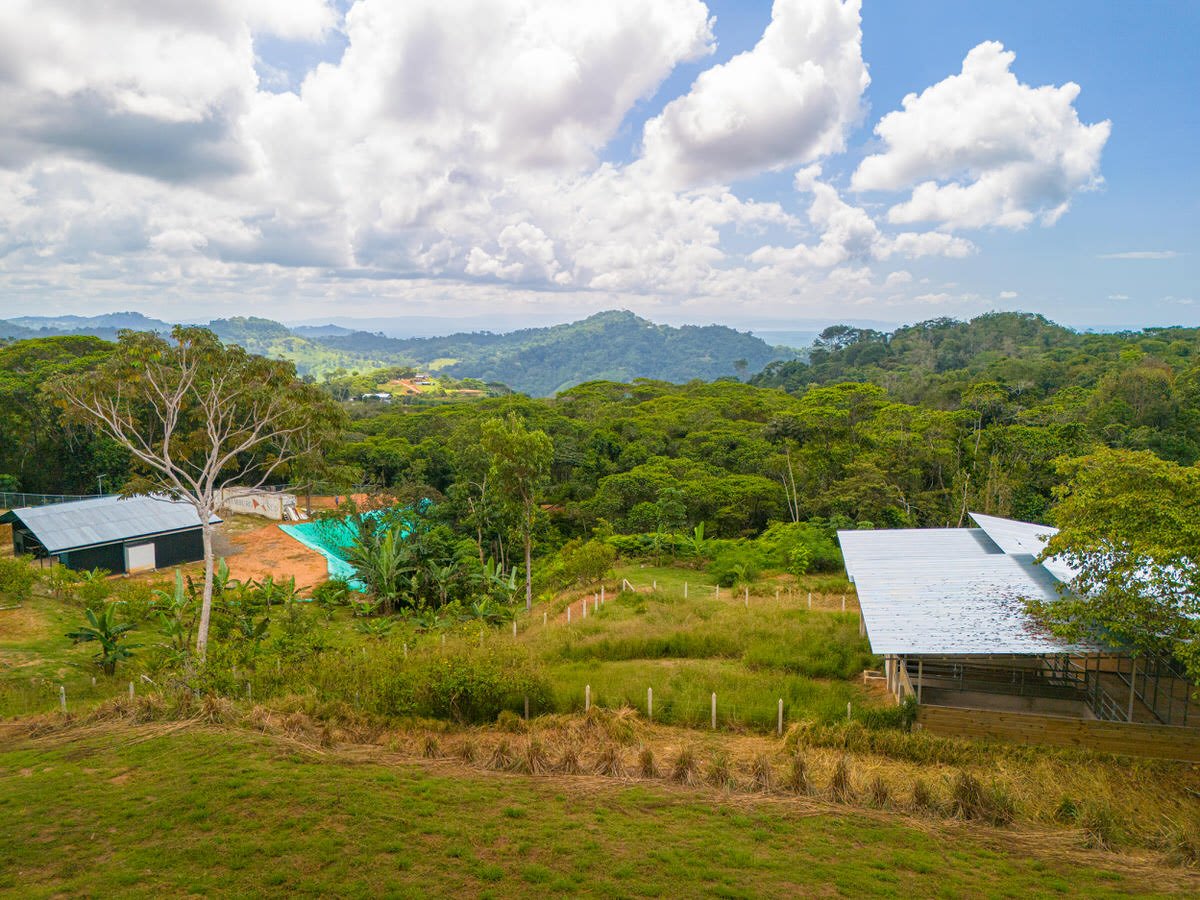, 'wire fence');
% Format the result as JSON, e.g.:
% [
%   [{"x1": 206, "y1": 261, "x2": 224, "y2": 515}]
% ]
[{"x1": 0, "y1": 490, "x2": 103, "y2": 510}]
